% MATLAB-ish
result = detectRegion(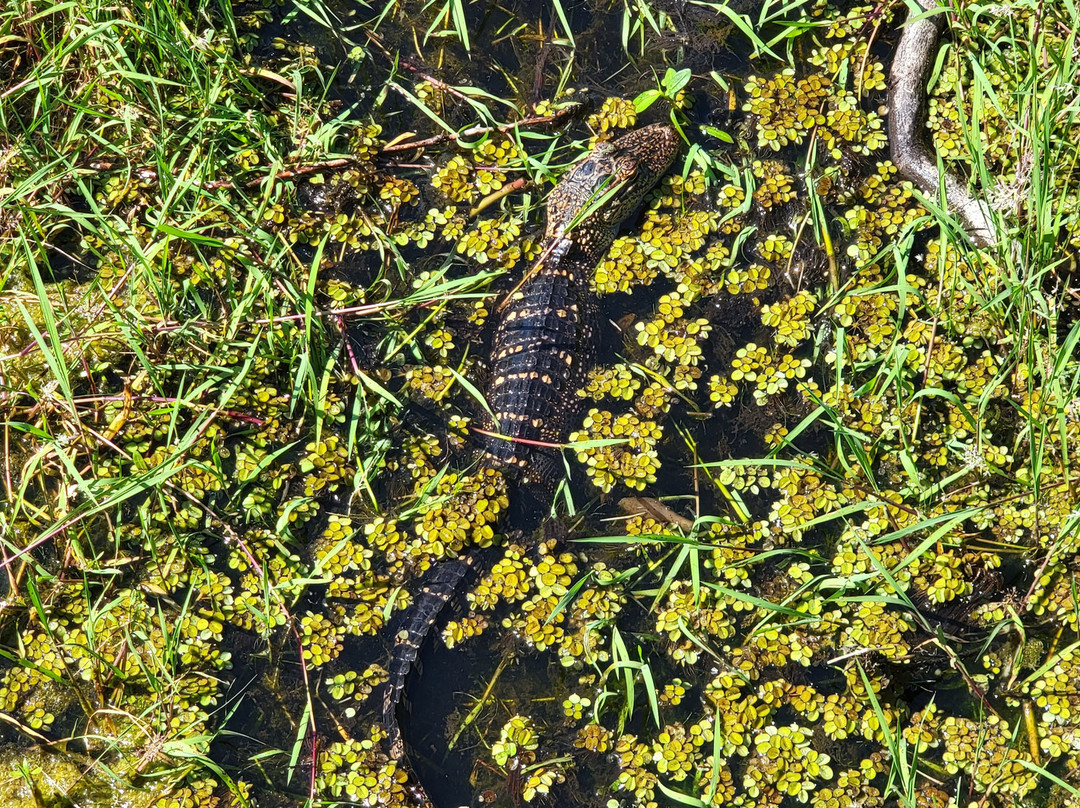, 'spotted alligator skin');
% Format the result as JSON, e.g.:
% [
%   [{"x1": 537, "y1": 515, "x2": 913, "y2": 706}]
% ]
[
  {"x1": 481, "y1": 123, "x2": 680, "y2": 489},
  {"x1": 479, "y1": 260, "x2": 597, "y2": 488},
  {"x1": 382, "y1": 124, "x2": 679, "y2": 770}
]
